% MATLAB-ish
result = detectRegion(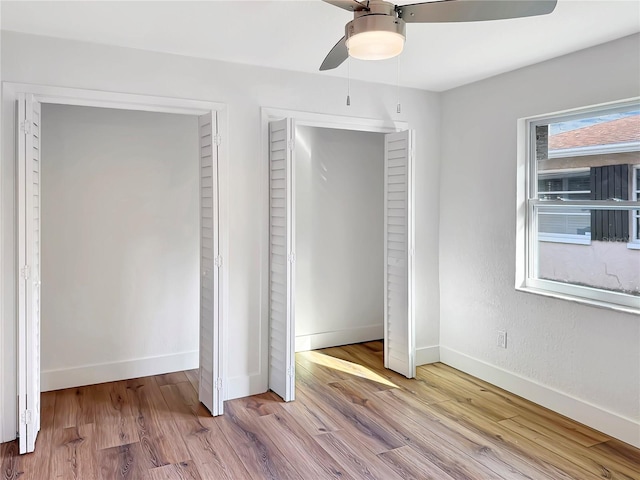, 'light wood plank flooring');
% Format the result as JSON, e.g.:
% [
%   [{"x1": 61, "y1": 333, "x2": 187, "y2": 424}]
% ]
[{"x1": 2, "y1": 341, "x2": 639, "y2": 479}]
